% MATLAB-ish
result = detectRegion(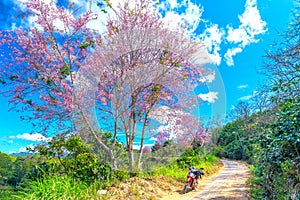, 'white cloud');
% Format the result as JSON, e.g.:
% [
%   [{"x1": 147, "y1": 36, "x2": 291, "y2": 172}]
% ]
[
  {"x1": 238, "y1": 90, "x2": 258, "y2": 101},
  {"x1": 162, "y1": 11, "x2": 184, "y2": 29},
  {"x1": 9, "y1": 144, "x2": 35, "y2": 154},
  {"x1": 8, "y1": 140, "x2": 13, "y2": 144},
  {"x1": 226, "y1": 26, "x2": 249, "y2": 46},
  {"x1": 18, "y1": 146, "x2": 29, "y2": 153},
  {"x1": 239, "y1": 95, "x2": 253, "y2": 101},
  {"x1": 199, "y1": 24, "x2": 224, "y2": 65},
  {"x1": 230, "y1": 104, "x2": 235, "y2": 110},
  {"x1": 224, "y1": 47, "x2": 243, "y2": 66},
  {"x1": 11, "y1": 0, "x2": 267, "y2": 67},
  {"x1": 184, "y1": 1, "x2": 203, "y2": 32},
  {"x1": 199, "y1": 72, "x2": 215, "y2": 83},
  {"x1": 10, "y1": 133, "x2": 50, "y2": 142},
  {"x1": 198, "y1": 91, "x2": 218, "y2": 103},
  {"x1": 198, "y1": 0, "x2": 267, "y2": 66},
  {"x1": 14, "y1": 0, "x2": 75, "y2": 31},
  {"x1": 18, "y1": 144, "x2": 35, "y2": 152},
  {"x1": 157, "y1": 0, "x2": 203, "y2": 32},
  {"x1": 133, "y1": 144, "x2": 153, "y2": 150},
  {"x1": 224, "y1": 0, "x2": 267, "y2": 65},
  {"x1": 237, "y1": 84, "x2": 249, "y2": 89},
  {"x1": 11, "y1": 23, "x2": 17, "y2": 30},
  {"x1": 227, "y1": 0, "x2": 267, "y2": 46},
  {"x1": 85, "y1": 2, "x2": 110, "y2": 33},
  {"x1": 169, "y1": 0, "x2": 178, "y2": 9}
]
